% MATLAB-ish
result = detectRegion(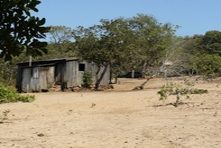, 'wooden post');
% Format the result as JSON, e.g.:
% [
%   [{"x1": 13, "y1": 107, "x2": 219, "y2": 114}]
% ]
[
  {"x1": 29, "y1": 56, "x2": 32, "y2": 67},
  {"x1": 132, "y1": 70, "x2": 135, "y2": 78}
]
